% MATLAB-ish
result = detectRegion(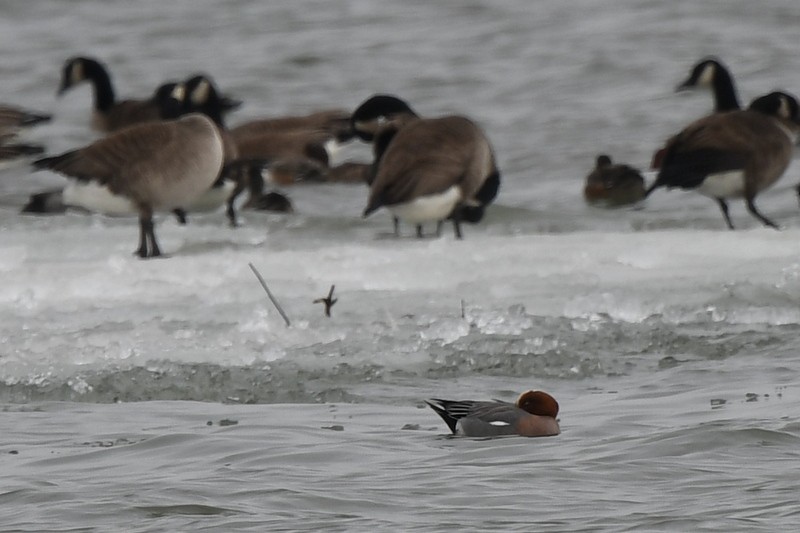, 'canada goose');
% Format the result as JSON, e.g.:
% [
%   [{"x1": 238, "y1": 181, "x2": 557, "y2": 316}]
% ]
[
  {"x1": 232, "y1": 129, "x2": 333, "y2": 168},
  {"x1": 583, "y1": 154, "x2": 646, "y2": 207},
  {"x1": 324, "y1": 161, "x2": 371, "y2": 184},
  {"x1": 351, "y1": 94, "x2": 439, "y2": 236},
  {"x1": 353, "y1": 94, "x2": 496, "y2": 237},
  {"x1": 0, "y1": 142, "x2": 45, "y2": 168},
  {"x1": 350, "y1": 93, "x2": 419, "y2": 142},
  {"x1": 57, "y1": 57, "x2": 240, "y2": 133},
  {"x1": 230, "y1": 108, "x2": 354, "y2": 144},
  {"x1": 357, "y1": 95, "x2": 500, "y2": 239},
  {"x1": 644, "y1": 91, "x2": 800, "y2": 230},
  {"x1": 173, "y1": 74, "x2": 250, "y2": 227},
  {"x1": 58, "y1": 56, "x2": 163, "y2": 132},
  {"x1": 676, "y1": 57, "x2": 741, "y2": 112},
  {"x1": 33, "y1": 112, "x2": 224, "y2": 258},
  {"x1": 185, "y1": 76, "x2": 347, "y2": 193},
  {"x1": 184, "y1": 74, "x2": 242, "y2": 115},
  {"x1": 652, "y1": 58, "x2": 743, "y2": 171},
  {"x1": 20, "y1": 188, "x2": 67, "y2": 215},
  {"x1": 20, "y1": 82, "x2": 189, "y2": 218},
  {"x1": 254, "y1": 158, "x2": 326, "y2": 187},
  {"x1": 0, "y1": 104, "x2": 51, "y2": 138},
  {"x1": 228, "y1": 106, "x2": 354, "y2": 174}
]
